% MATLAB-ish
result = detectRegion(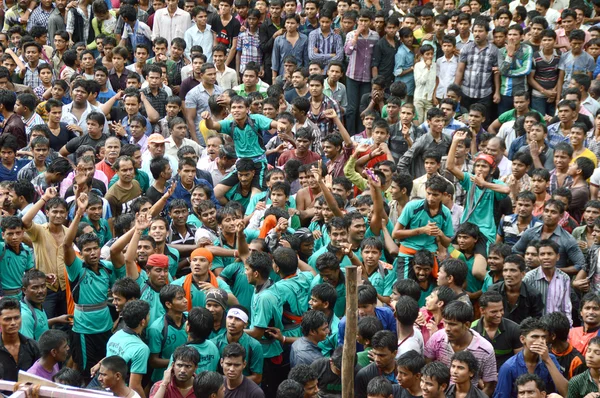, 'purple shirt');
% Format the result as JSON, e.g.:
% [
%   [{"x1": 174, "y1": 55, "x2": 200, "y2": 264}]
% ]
[
  {"x1": 424, "y1": 329, "x2": 498, "y2": 386},
  {"x1": 344, "y1": 29, "x2": 380, "y2": 82},
  {"x1": 27, "y1": 359, "x2": 59, "y2": 380}
]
